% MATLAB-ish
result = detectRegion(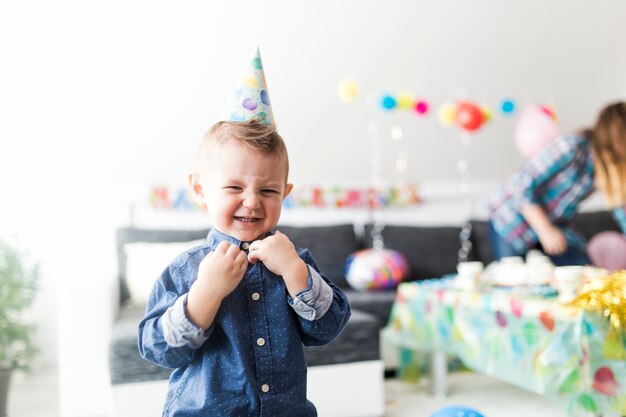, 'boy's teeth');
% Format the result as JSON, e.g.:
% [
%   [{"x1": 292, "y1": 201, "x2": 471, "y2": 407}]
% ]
[{"x1": 237, "y1": 217, "x2": 258, "y2": 222}]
